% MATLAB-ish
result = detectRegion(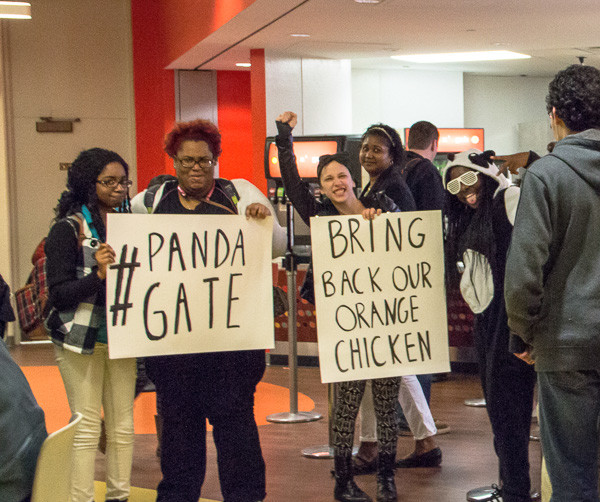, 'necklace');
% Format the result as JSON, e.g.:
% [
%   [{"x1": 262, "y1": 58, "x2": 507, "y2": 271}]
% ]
[{"x1": 177, "y1": 182, "x2": 216, "y2": 210}]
